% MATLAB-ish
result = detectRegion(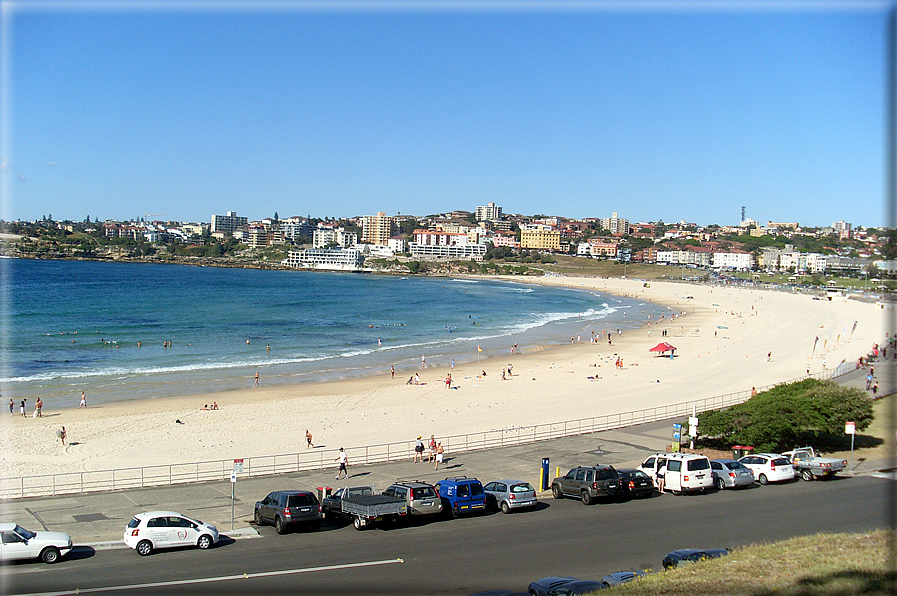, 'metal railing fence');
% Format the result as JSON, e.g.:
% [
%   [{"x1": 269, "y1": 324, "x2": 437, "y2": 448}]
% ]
[{"x1": 0, "y1": 362, "x2": 855, "y2": 500}]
